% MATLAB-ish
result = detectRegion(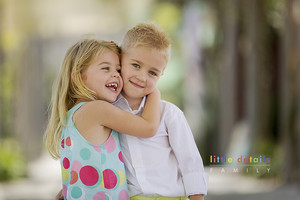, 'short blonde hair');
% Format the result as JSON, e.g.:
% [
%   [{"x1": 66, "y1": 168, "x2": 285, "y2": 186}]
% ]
[
  {"x1": 44, "y1": 38, "x2": 120, "y2": 159},
  {"x1": 121, "y1": 22, "x2": 171, "y2": 60}
]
